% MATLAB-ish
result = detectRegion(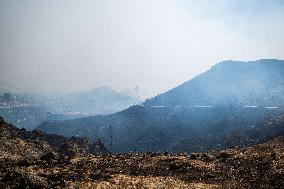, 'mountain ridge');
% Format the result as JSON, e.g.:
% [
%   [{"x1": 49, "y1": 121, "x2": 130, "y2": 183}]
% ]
[
  {"x1": 37, "y1": 59, "x2": 284, "y2": 153},
  {"x1": 143, "y1": 59, "x2": 284, "y2": 107}
]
